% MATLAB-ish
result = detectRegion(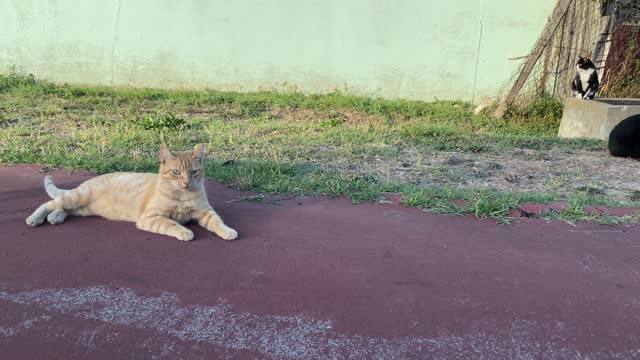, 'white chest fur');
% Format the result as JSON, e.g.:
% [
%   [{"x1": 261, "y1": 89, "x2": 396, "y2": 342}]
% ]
[{"x1": 577, "y1": 67, "x2": 595, "y2": 87}]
